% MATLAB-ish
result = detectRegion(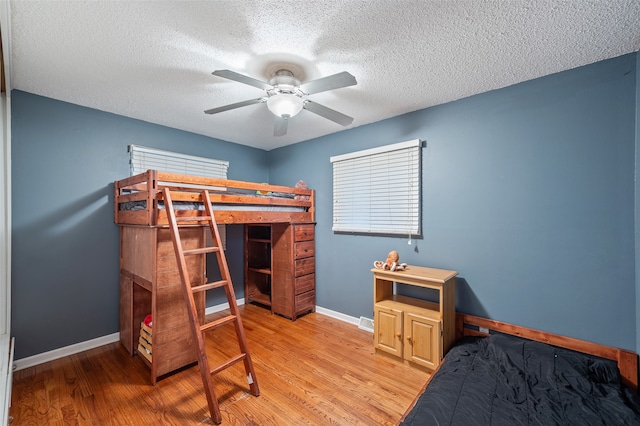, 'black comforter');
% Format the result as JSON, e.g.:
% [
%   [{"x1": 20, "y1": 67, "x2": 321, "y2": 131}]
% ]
[{"x1": 401, "y1": 334, "x2": 640, "y2": 425}]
